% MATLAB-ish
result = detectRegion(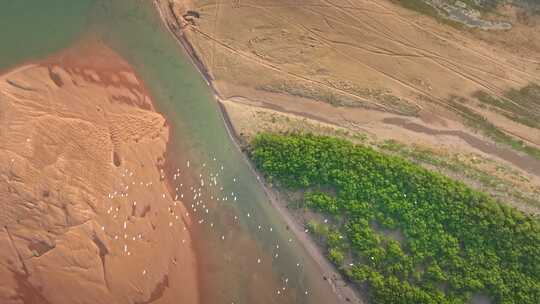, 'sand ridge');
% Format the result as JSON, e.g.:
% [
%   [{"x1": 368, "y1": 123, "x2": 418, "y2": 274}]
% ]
[{"x1": 0, "y1": 41, "x2": 199, "y2": 304}]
